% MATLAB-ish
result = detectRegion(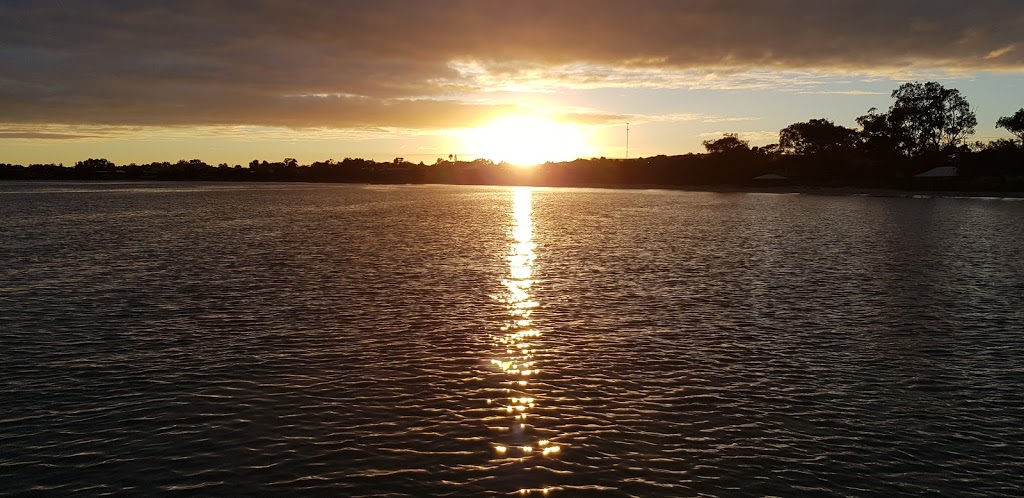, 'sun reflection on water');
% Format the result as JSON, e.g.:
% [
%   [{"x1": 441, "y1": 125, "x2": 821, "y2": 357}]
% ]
[{"x1": 488, "y1": 187, "x2": 562, "y2": 471}]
